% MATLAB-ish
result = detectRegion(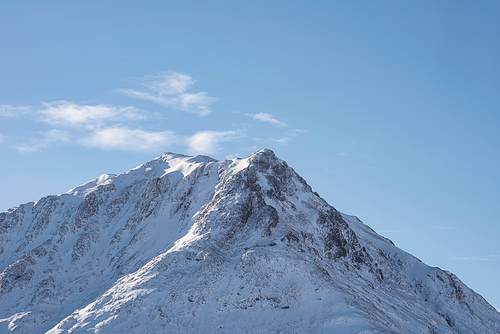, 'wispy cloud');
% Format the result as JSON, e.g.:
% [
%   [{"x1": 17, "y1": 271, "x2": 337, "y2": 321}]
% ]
[
  {"x1": 15, "y1": 130, "x2": 70, "y2": 153},
  {"x1": 187, "y1": 130, "x2": 244, "y2": 155},
  {"x1": 0, "y1": 104, "x2": 32, "y2": 117},
  {"x1": 0, "y1": 101, "x2": 172, "y2": 153},
  {"x1": 324, "y1": 167, "x2": 334, "y2": 174},
  {"x1": 80, "y1": 127, "x2": 179, "y2": 153},
  {"x1": 1, "y1": 71, "x2": 301, "y2": 155},
  {"x1": 273, "y1": 137, "x2": 292, "y2": 144},
  {"x1": 38, "y1": 101, "x2": 147, "y2": 129},
  {"x1": 117, "y1": 71, "x2": 217, "y2": 116},
  {"x1": 270, "y1": 129, "x2": 307, "y2": 145},
  {"x1": 1, "y1": 99, "x2": 244, "y2": 154},
  {"x1": 244, "y1": 112, "x2": 286, "y2": 127}
]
